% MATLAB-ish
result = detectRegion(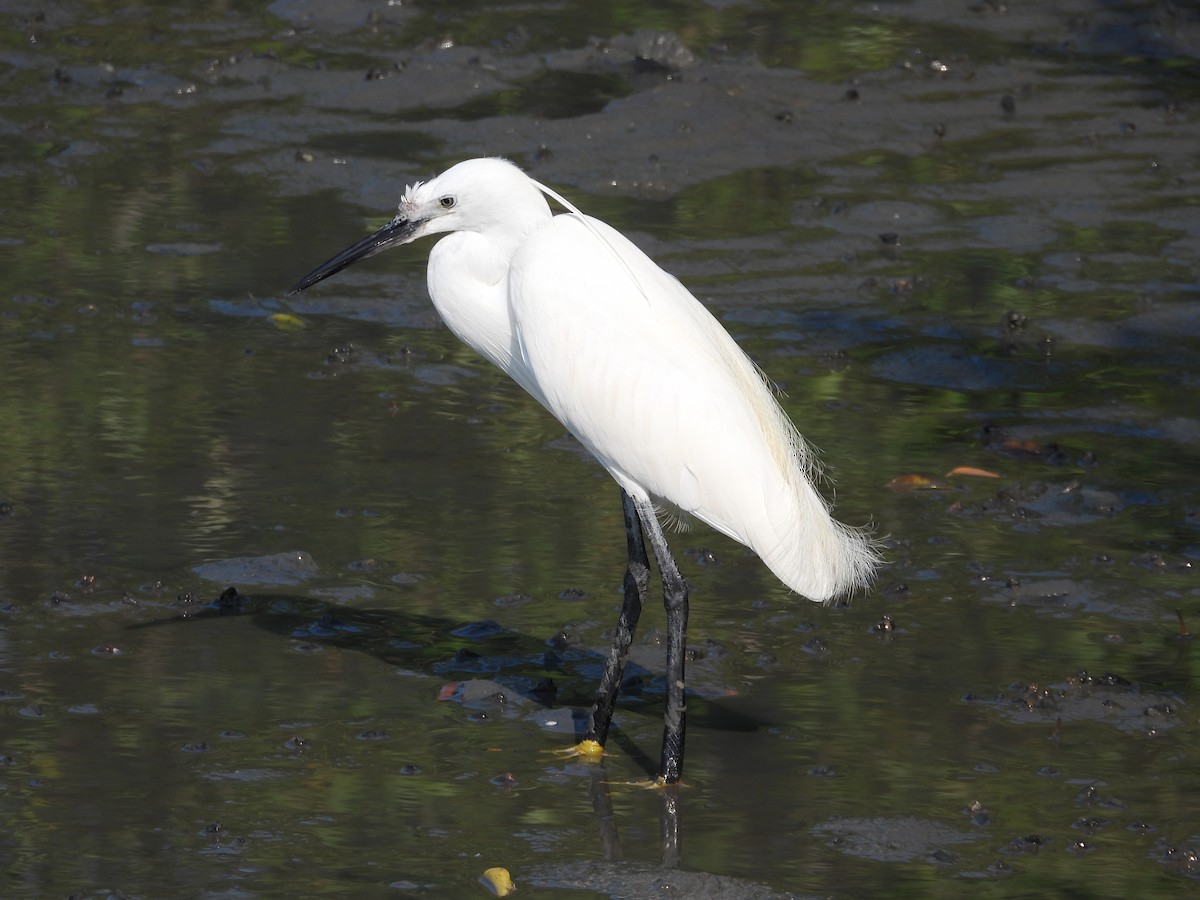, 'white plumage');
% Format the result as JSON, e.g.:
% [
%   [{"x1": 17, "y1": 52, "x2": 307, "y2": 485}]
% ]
[
  {"x1": 413, "y1": 158, "x2": 876, "y2": 601},
  {"x1": 290, "y1": 157, "x2": 879, "y2": 782}
]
